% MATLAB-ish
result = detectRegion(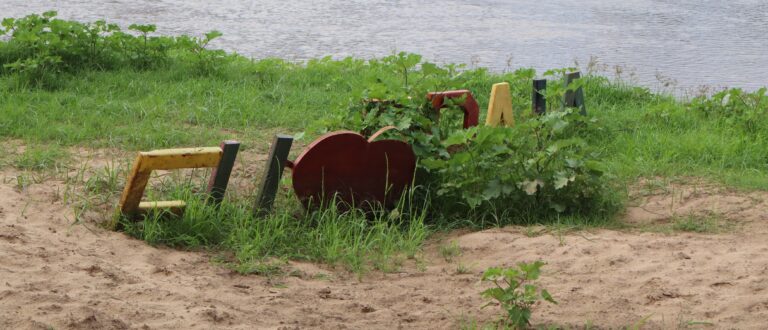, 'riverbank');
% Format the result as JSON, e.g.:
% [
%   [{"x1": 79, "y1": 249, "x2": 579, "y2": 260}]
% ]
[{"x1": 2, "y1": 14, "x2": 768, "y2": 328}]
